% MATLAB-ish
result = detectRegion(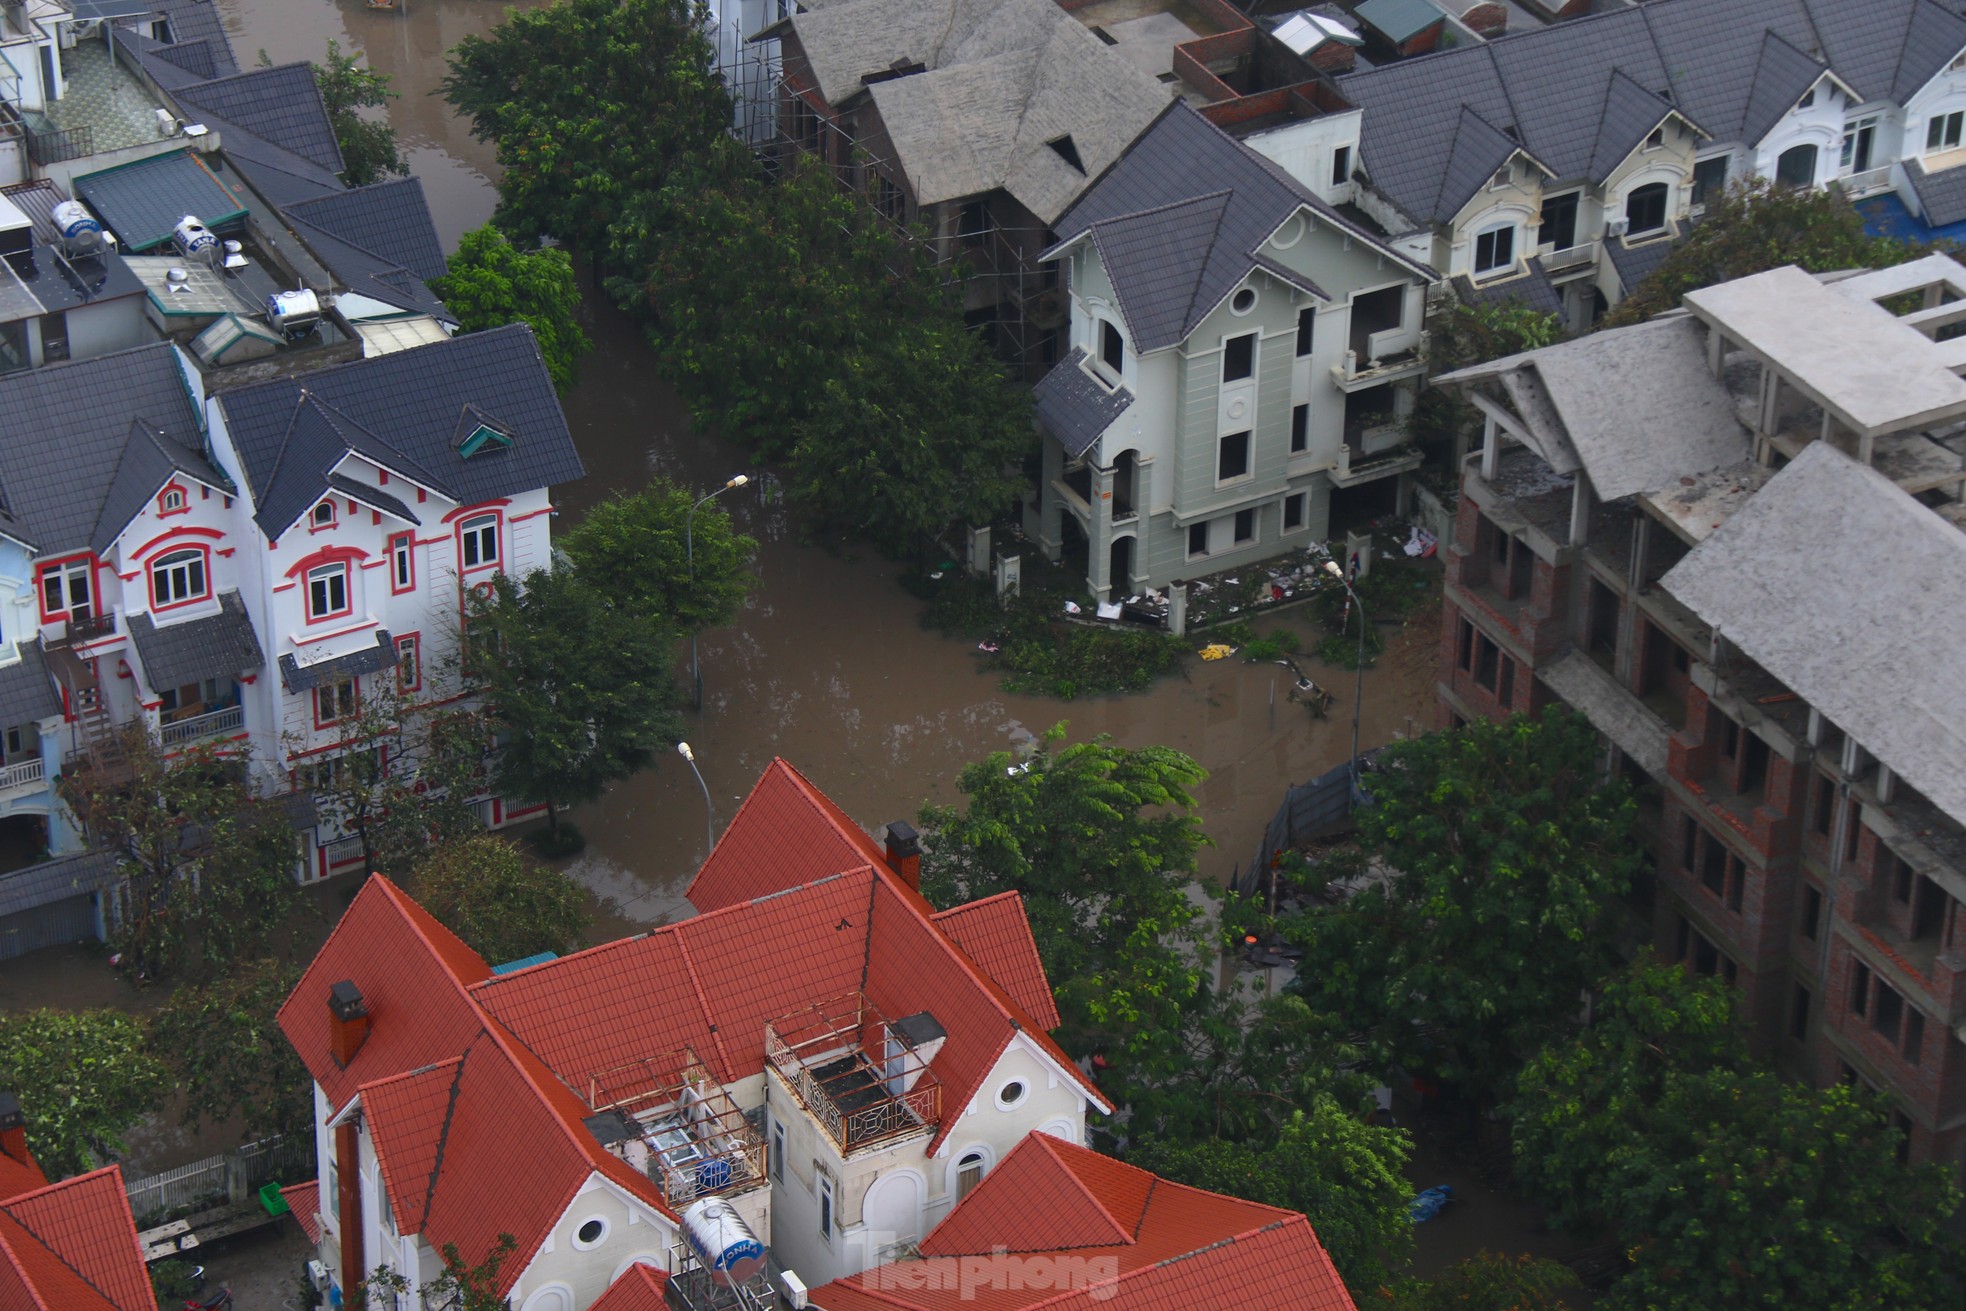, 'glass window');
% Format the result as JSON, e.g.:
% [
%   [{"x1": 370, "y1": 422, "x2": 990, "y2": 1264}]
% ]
[
  {"x1": 460, "y1": 514, "x2": 499, "y2": 570},
  {"x1": 312, "y1": 502, "x2": 334, "y2": 527},
  {"x1": 1330, "y1": 145, "x2": 1351, "y2": 187},
  {"x1": 1927, "y1": 111, "x2": 1963, "y2": 151},
  {"x1": 955, "y1": 1152, "x2": 985, "y2": 1201},
  {"x1": 391, "y1": 533, "x2": 414, "y2": 591},
  {"x1": 307, "y1": 563, "x2": 349, "y2": 621},
  {"x1": 1290, "y1": 404, "x2": 1308, "y2": 453},
  {"x1": 1283, "y1": 493, "x2": 1306, "y2": 531},
  {"x1": 1222, "y1": 333, "x2": 1255, "y2": 383},
  {"x1": 1217, "y1": 430, "x2": 1250, "y2": 481},
  {"x1": 1100, "y1": 320, "x2": 1123, "y2": 374},
  {"x1": 160, "y1": 488, "x2": 184, "y2": 512},
  {"x1": 818, "y1": 1175, "x2": 834, "y2": 1242},
  {"x1": 1187, "y1": 522, "x2": 1209, "y2": 558},
  {"x1": 151, "y1": 549, "x2": 207, "y2": 607},
  {"x1": 41, "y1": 560, "x2": 90, "y2": 617},
  {"x1": 1233, "y1": 508, "x2": 1256, "y2": 543},
  {"x1": 315, "y1": 678, "x2": 356, "y2": 725},
  {"x1": 1539, "y1": 191, "x2": 1579, "y2": 250},
  {"x1": 1625, "y1": 183, "x2": 1669, "y2": 235},
  {"x1": 1473, "y1": 224, "x2": 1514, "y2": 274},
  {"x1": 396, "y1": 635, "x2": 420, "y2": 692},
  {"x1": 1775, "y1": 143, "x2": 1818, "y2": 188},
  {"x1": 1296, "y1": 307, "x2": 1315, "y2": 357},
  {"x1": 1691, "y1": 156, "x2": 1729, "y2": 205}
]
